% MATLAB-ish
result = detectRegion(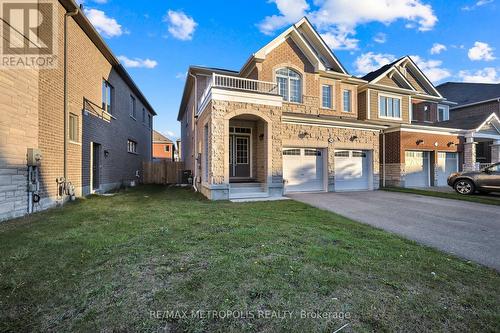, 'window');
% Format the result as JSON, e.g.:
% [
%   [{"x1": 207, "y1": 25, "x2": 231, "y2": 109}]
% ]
[
  {"x1": 148, "y1": 114, "x2": 152, "y2": 129},
  {"x1": 127, "y1": 139, "x2": 137, "y2": 153},
  {"x1": 343, "y1": 90, "x2": 351, "y2": 112},
  {"x1": 142, "y1": 108, "x2": 146, "y2": 123},
  {"x1": 164, "y1": 145, "x2": 170, "y2": 152},
  {"x1": 334, "y1": 151, "x2": 350, "y2": 157},
  {"x1": 304, "y1": 149, "x2": 321, "y2": 156},
  {"x1": 130, "y1": 95, "x2": 136, "y2": 119},
  {"x1": 102, "y1": 80, "x2": 113, "y2": 114},
  {"x1": 69, "y1": 114, "x2": 78, "y2": 142},
  {"x1": 283, "y1": 149, "x2": 300, "y2": 156},
  {"x1": 322, "y1": 85, "x2": 332, "y2": 108},
  {"x1": 276, "y1": 68, "x2": 302, "y2": 103},
  {"x1": 379, "y1": 95, "x2": 401, "y2": 118},
  {"x1": 437, "y1": 105, "x2": 449, "y2": 122},
  {"x1": 424, "y1": 105, "x2": 431, "y2": 121}
]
